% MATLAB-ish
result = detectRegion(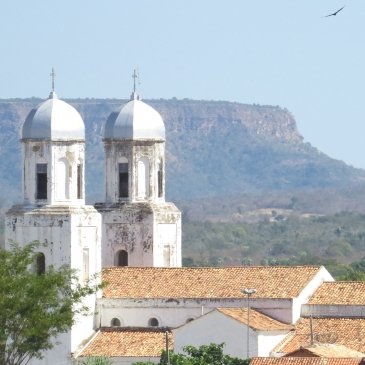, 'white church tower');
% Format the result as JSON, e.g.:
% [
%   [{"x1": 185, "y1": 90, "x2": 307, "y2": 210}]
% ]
[
  {"x1": 5, "y1": 73, "x2": 102, "y2": 364},
  {"x1": 96, "y1": 74, "x2": 181, "y2": 267}
]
